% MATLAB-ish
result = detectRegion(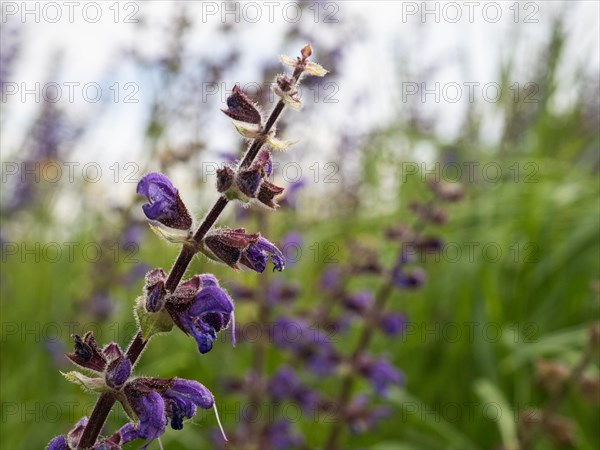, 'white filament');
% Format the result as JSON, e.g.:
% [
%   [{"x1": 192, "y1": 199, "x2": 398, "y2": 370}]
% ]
[{"x1": 213, "y1": 401, "x2": 228, "y2": 442}]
